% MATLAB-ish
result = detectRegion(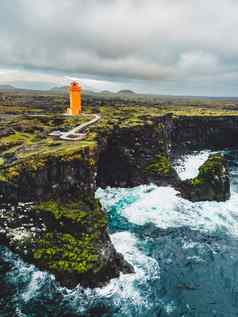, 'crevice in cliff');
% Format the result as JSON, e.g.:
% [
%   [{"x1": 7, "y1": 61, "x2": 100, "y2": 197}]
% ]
[{"x1": 96, "y1": 139, "x2": 135, "y2": 188}]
